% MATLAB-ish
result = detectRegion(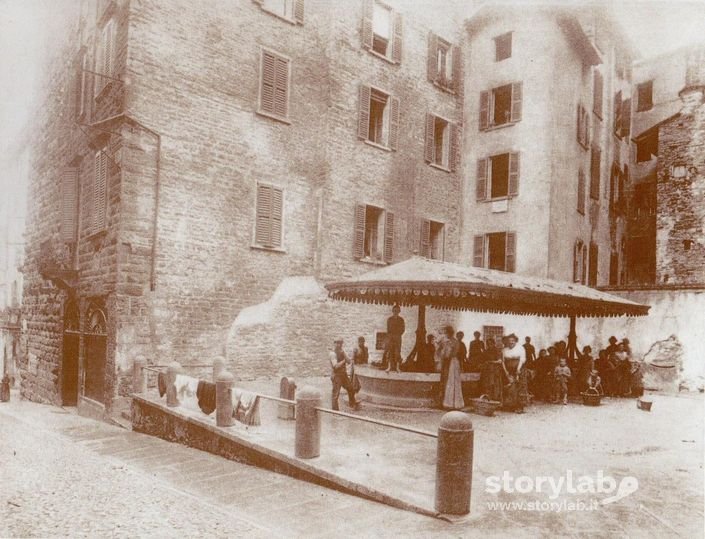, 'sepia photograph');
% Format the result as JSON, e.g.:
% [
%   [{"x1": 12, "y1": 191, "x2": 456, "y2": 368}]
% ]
[{"x1": 1, "y1": 0, "x2": 704, "y2": 537}]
